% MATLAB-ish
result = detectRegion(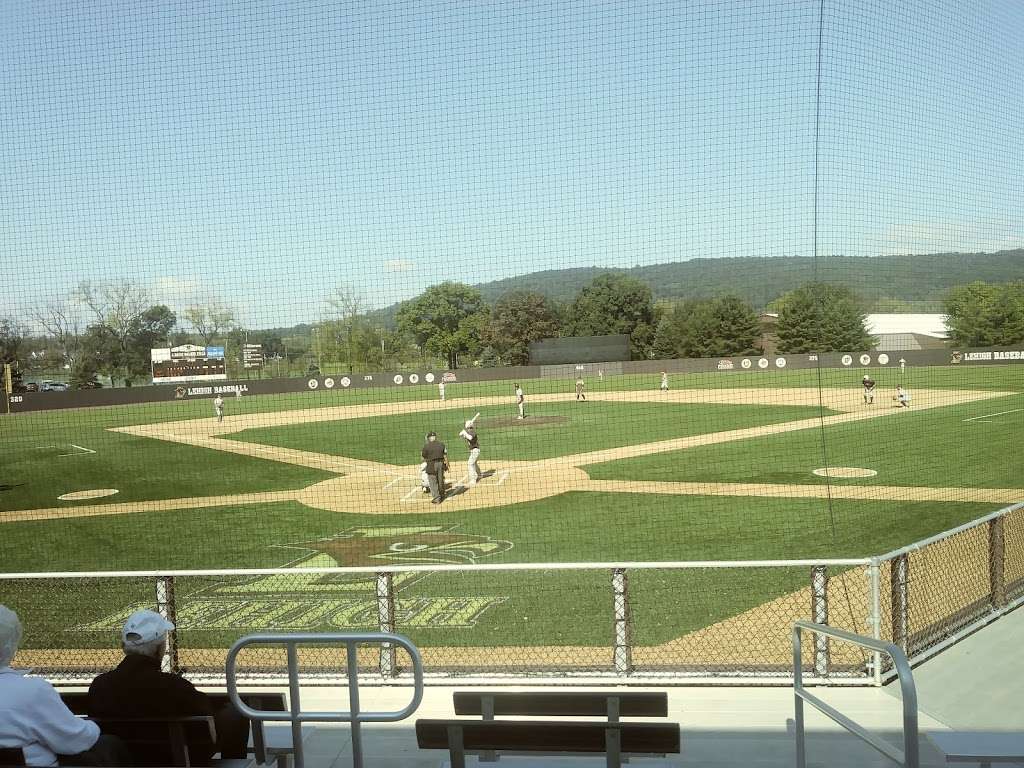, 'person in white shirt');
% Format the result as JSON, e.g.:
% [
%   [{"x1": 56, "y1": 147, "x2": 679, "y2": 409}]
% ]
[
  {"x1": 213, "y1": 394, "x2": 225, "y2": 423},
  {"x1": 438, "y1": 381, "x2": 446, "y2": 401},
  {"x1": 514, "y1": 384, "x2": 525, "y2": 419},
  {"x1": 0, "y1": 605, "x2": 120, "y2": 767}
]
